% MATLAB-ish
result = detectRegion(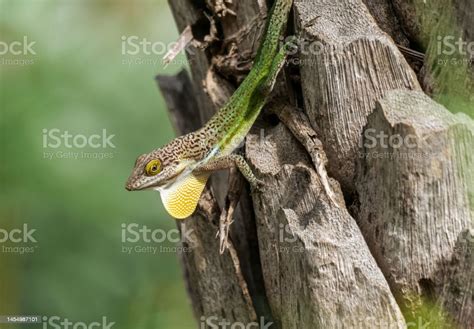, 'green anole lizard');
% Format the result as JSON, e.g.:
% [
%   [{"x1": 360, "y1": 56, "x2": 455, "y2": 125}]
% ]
[{"x1": 126, "y1": 0, "x2": 294, "y2": 219}]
